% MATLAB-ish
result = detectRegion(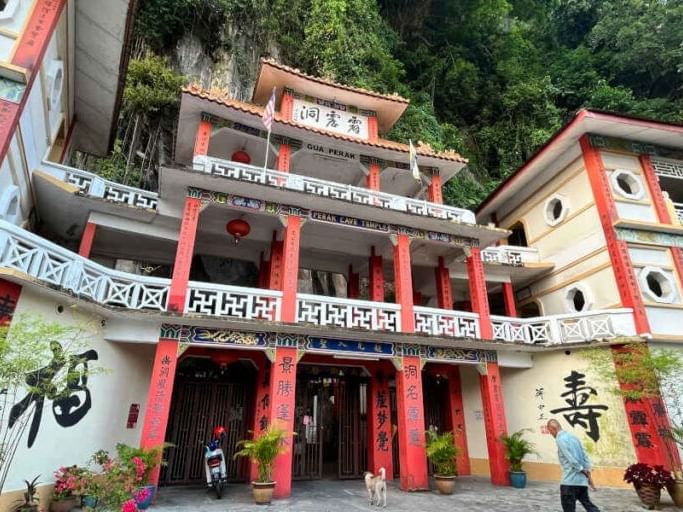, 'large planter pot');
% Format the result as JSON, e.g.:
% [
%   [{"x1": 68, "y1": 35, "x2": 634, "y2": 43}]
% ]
[
  {"x1": 510, "y1": 471, "x2": 527, "y2": 489},
  {"x1": 635, "y1": 483, "x2": 662, "y2": 510},
  {"x1": 434, "y1": 475, "x2": 456, "y2": 495},
  {"x1": 667, "y1": 479, "x2": 683, "y2": 508},
  {"x1": 81, "y1": 495, "x2": 98, "y2": 509},
  {"x1": 136, "y1": 484, "x2": 157, "y2": 510},
  {"x1": 252, "y1": 481, "x2": 276, "y2": 504},
  {"x1": 49, "y1": 497, "x2": 79, "y2": 512}
]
